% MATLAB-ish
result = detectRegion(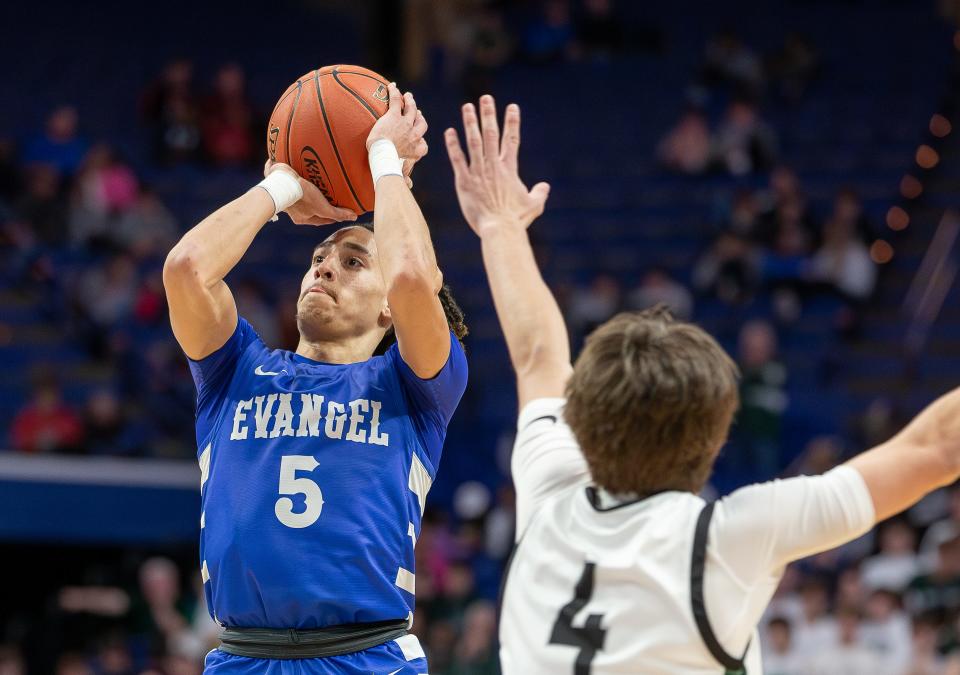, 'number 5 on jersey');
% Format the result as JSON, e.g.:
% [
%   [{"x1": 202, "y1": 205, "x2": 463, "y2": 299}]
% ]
[{"x1": 275, "y1": 455, "x2": 324, "y2": 528}]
